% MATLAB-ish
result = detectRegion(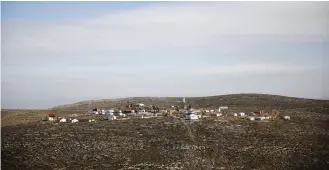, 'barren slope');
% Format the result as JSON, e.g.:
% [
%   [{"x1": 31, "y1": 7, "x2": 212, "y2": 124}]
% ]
[{"x1": 52, "y1": 93, "x2": 329, "y2": 113}]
